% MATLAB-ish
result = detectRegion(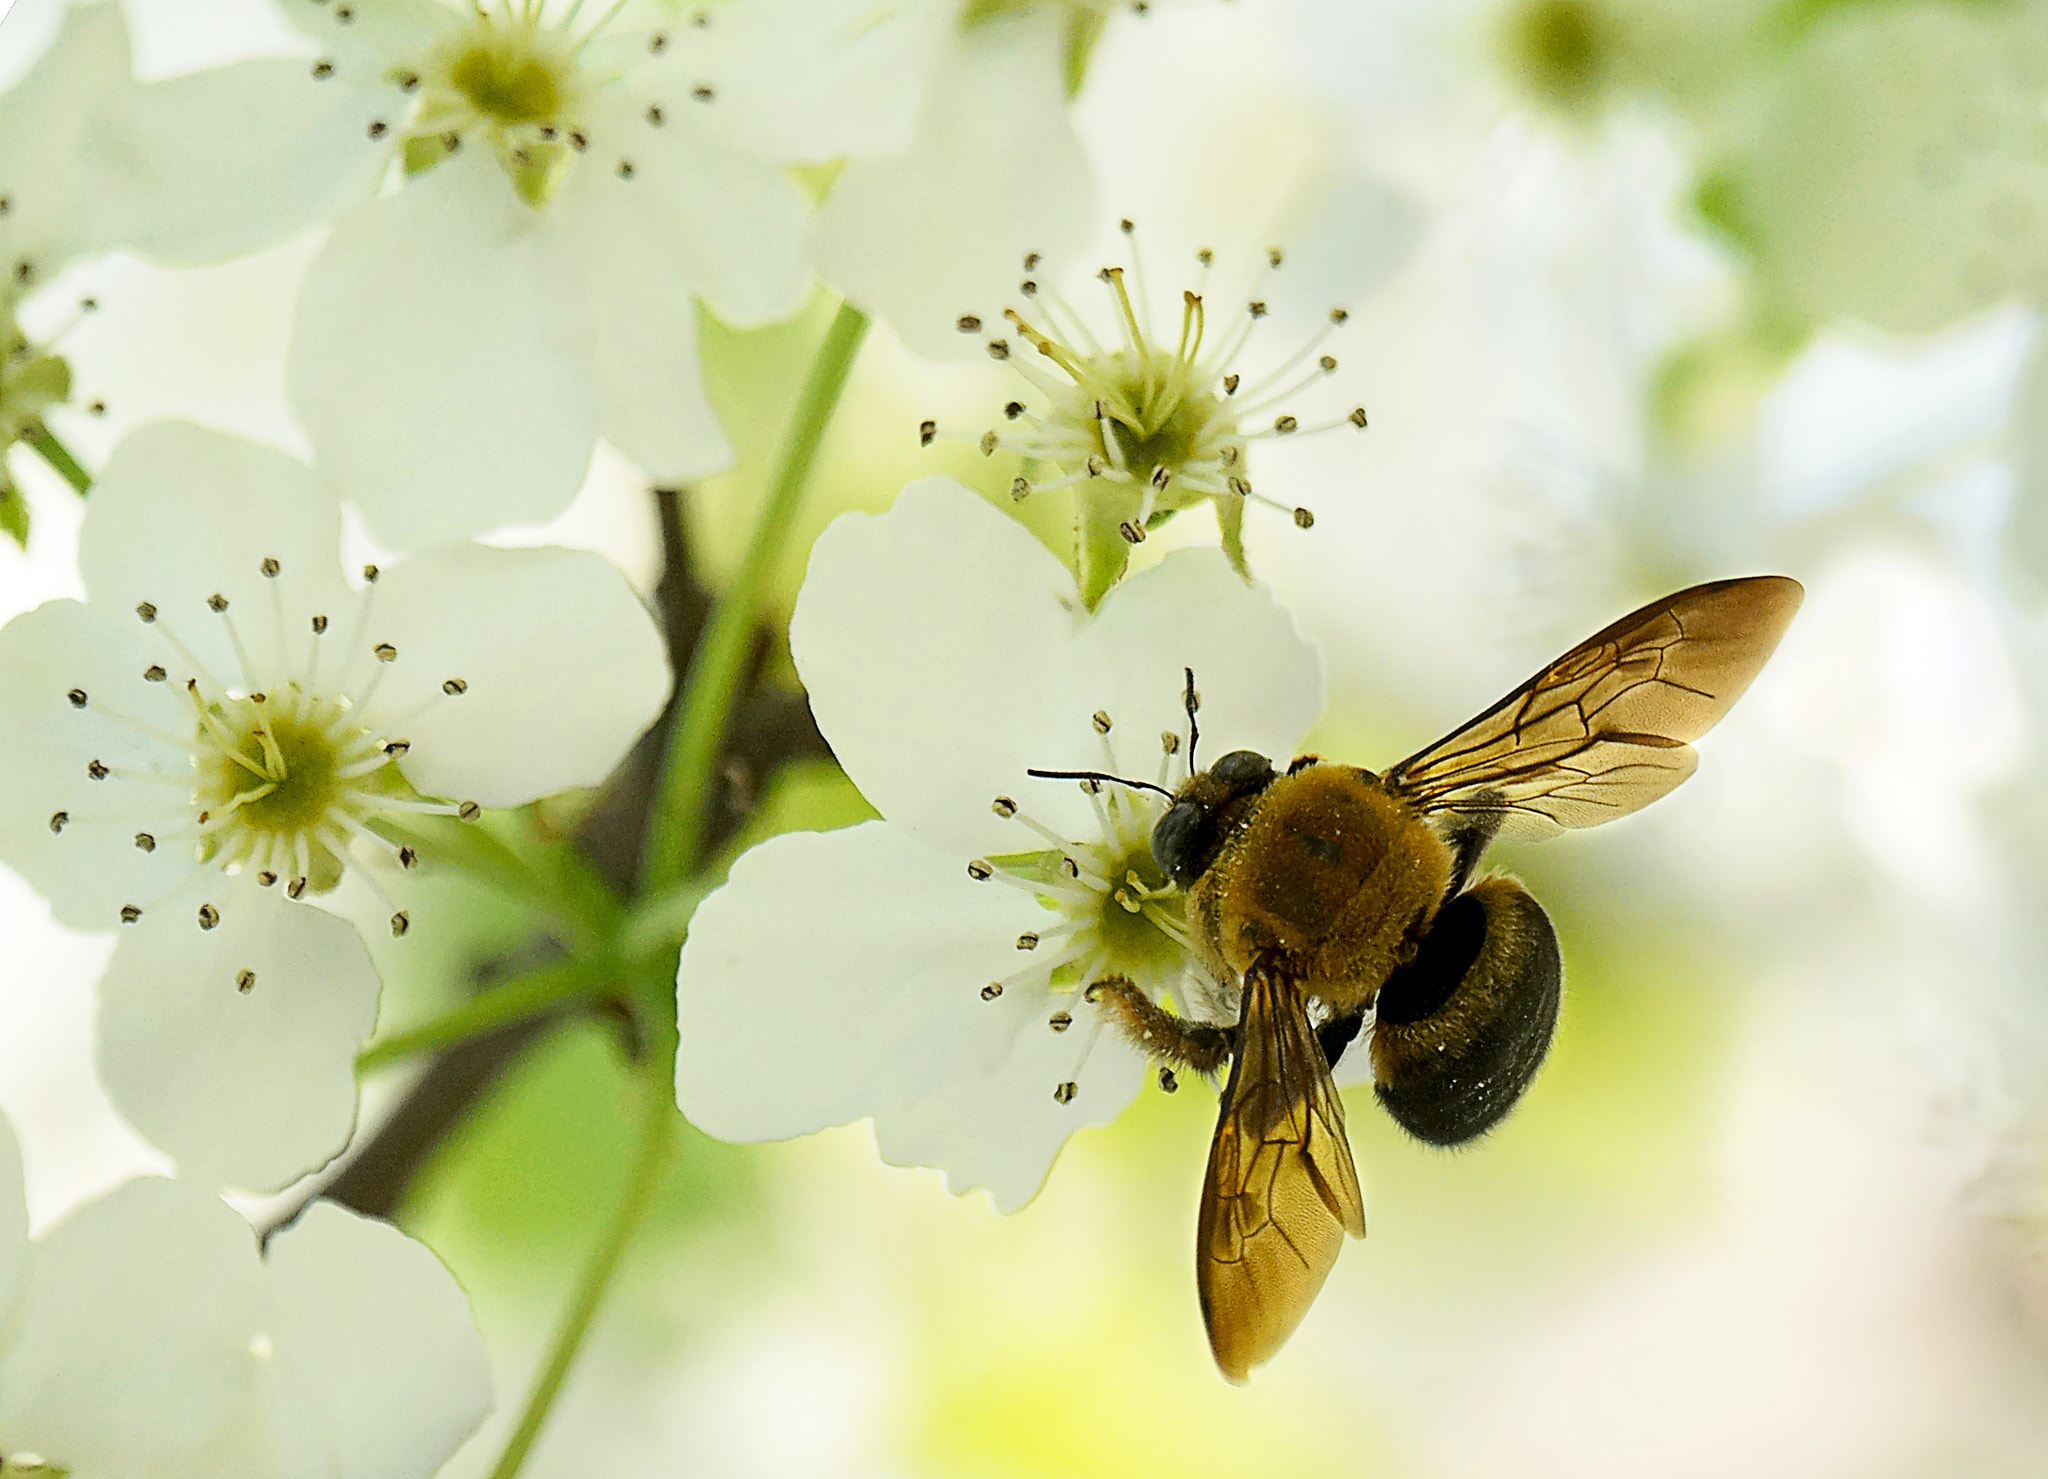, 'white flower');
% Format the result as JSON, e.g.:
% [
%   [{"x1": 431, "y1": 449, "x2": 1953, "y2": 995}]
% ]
[
  {"x1": 810, "y1": 3, "x2": 1099, "y2": 362},
  {"x1": 0, "y1": 1109, "x2": 491, "y2": 1479},
  {"x1": 674, "y1": 476, "x2": 1322, "y2": 1211},
  {"x1": 112, "y1": 0, "x2": 917, "y2": 546},
  {"x1": 0, "y1": 420, "x2": 671, "y2": 1191},
  {"x1": 927, "y1": 223, "x2": 1372, "y2": 604}
]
